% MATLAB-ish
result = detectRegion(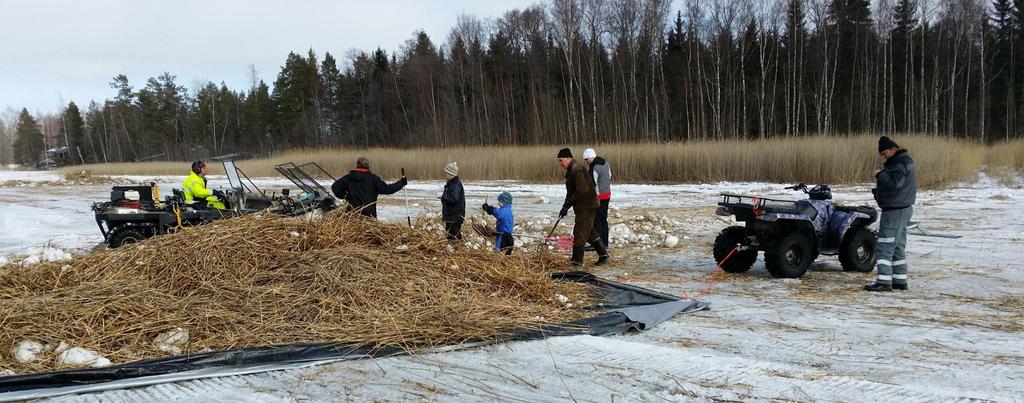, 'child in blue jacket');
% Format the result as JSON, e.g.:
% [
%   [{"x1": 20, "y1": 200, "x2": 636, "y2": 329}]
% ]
[{"x1": 482, "y1": 191, "x2": 515, "y2": 255}]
